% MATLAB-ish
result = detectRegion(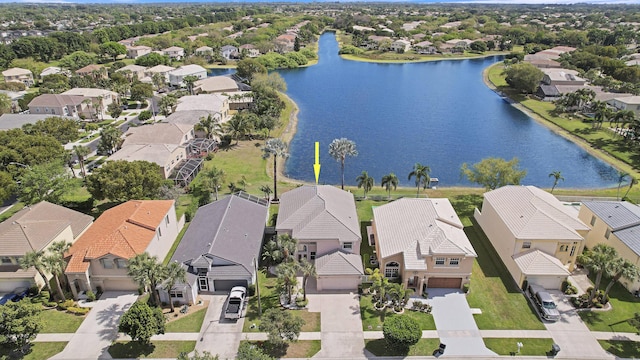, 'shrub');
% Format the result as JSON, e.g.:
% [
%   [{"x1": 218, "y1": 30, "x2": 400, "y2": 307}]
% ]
[
  {"x1": 462, "y1": 283, "x2": 470, "y2": 293},
  {"x1": 45, "y1": 302, "x2": 58, "y2": 308},
  {"x1": 295, "y1": 298, "x2": 308, "y2": 307},
  {"x1": 57, "y1": 299, "x2": 76, "y2": 311},
  {"x1": 67, "y1": 307, "x2": 90, "y2": 315},
  {"x1": 28, "y1": 286, "x2": 40, "y2": 296},
  {"x1": 382, "y1": 315, "x2": 421, "y2": 349},
  {"x1": 138, "y1": 110, "x2": 152, "y2": 121},
  {"x1": 86, "y1": 290, "x2": 96, "y2": 302},
  {"x1": 248, "y1": 284, "x2": 256, "y2": 297}
]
